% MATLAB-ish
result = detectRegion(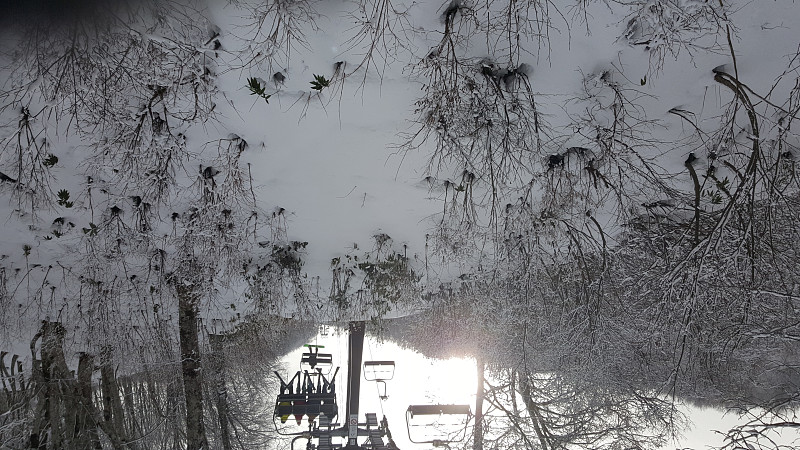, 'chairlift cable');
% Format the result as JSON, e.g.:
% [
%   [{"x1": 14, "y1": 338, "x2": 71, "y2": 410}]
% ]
[{"x1": 366, "y1": 339, "x2": 386, "y2": 416}]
